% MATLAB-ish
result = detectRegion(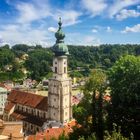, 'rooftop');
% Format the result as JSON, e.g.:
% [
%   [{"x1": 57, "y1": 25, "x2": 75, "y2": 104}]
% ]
[
  {"x1": 27, "y1": 120, "x2": 78, "y2": 140},
  {"x1": 7, "y1": 90, "x2": 48, "y2": 111},
  {"x1": 0, "y1": 121, "x2": 23, "y2": 140}
]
